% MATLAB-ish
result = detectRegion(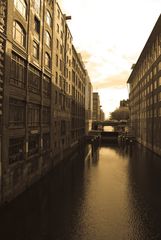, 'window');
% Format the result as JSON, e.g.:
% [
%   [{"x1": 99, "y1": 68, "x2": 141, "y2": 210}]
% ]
[
  {"x1": 9, "y1": 137, "x2": 24, "y2": 164},
  {"x1": 59, "y1": 75, "x2": 62, "y2": 88},
  {"x1": 45, "y1": 31, "x2": 51, "y2": 48},
  {"x1": 57, "y1": 24, "x2": 59, "y2": 33},
  {"x1": 14, "y1": 0, "x2": 27, "y2": 18},
  {"x1": 60, "y1": 44, "x2": 63, "y2": 54},
  {"x1": 56, "y1": 39, "x2": 59, "y2": 49},
  {"x1": 43, "y1": 75, "x2": 51, "y2": 97},
  {"x1": 10, "y1": 52, "x2": 26, "y2": 88},
  {"x1": 46, "y1": 10, "x2": 52, "y2": 27},
  {"x1": 61, "y1": 31, "x2": 63, "y2": 39},
  {"x1": 158, "y1": 92, "x2": 161, "y2": 102},
  {"x1": 44, "y1": 53, "x2": 51, "y2": 68},
  {"x1": 56, "y1": 54, "x2": 58, "y2": 67},
  {"x1": 9, "y1": 98, "x2": 25, "y2": 127},
  {"x1": 28, "y1": 65, "x2": 41, "y2": 94},
  {"x1": 57, "y1": 9, "x2": 60, "y2": 19},
  {"x1": 61, "y1": 120, "x2": 66, "y2": 136},
  {"x1": 159, "y1": 107, "x2": 161, "y2": 117},
  {"x1": 33, "y1": 41, "x2": 39, "y2": 59},
  {"x1": 55, "y1": 72, "x2": 58, "y2": 84},
  {"x1": 34, "y1": 16, "x2": 40, "y2": 35},
  {"x1": 28, "y1": 134, "x2": 39, "y2": 156},
  {"x1": 158, "y1": 61, "x2": 161, "y2": 71},
  {"x1": 59, "y1": 59, "x2": 62, "y2": 71},
  {"x1": 28, "y1": 103, "x2": 40, "y2": 126},
  {"x1": 34, "y1": 0, "x2": 41, "y2": 15},
  {"x1": 43, "y1": 133, "x2": 50, "y2": 151},
  {"x1": 42, "y1": 106, "x2": 50, "y2": 124},
  {"x1": 55, "y1": 91, "x2": 58, "y2": 104},
  {"x1": 13, "y1": 21, "x2": 26, "y2": 47}
]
